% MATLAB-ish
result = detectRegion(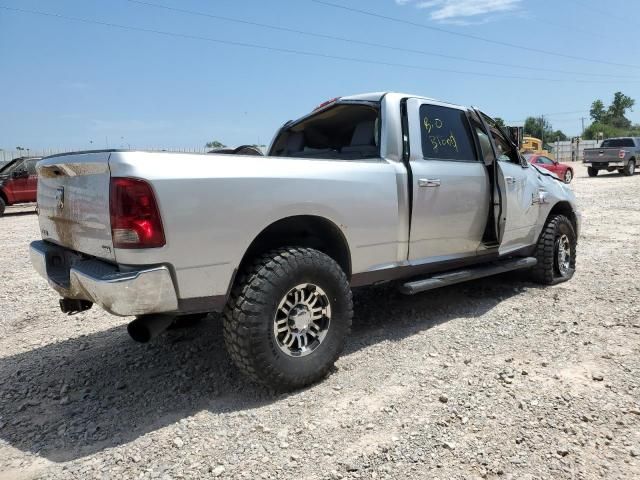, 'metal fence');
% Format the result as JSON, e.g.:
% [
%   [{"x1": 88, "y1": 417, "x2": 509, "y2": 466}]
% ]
[
  {"x1": 549, "y1": 140, "x2": 600, "y2": 163},
  {"x1": 0, "y1": 146, "x2": 213, "y2": 165}
]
